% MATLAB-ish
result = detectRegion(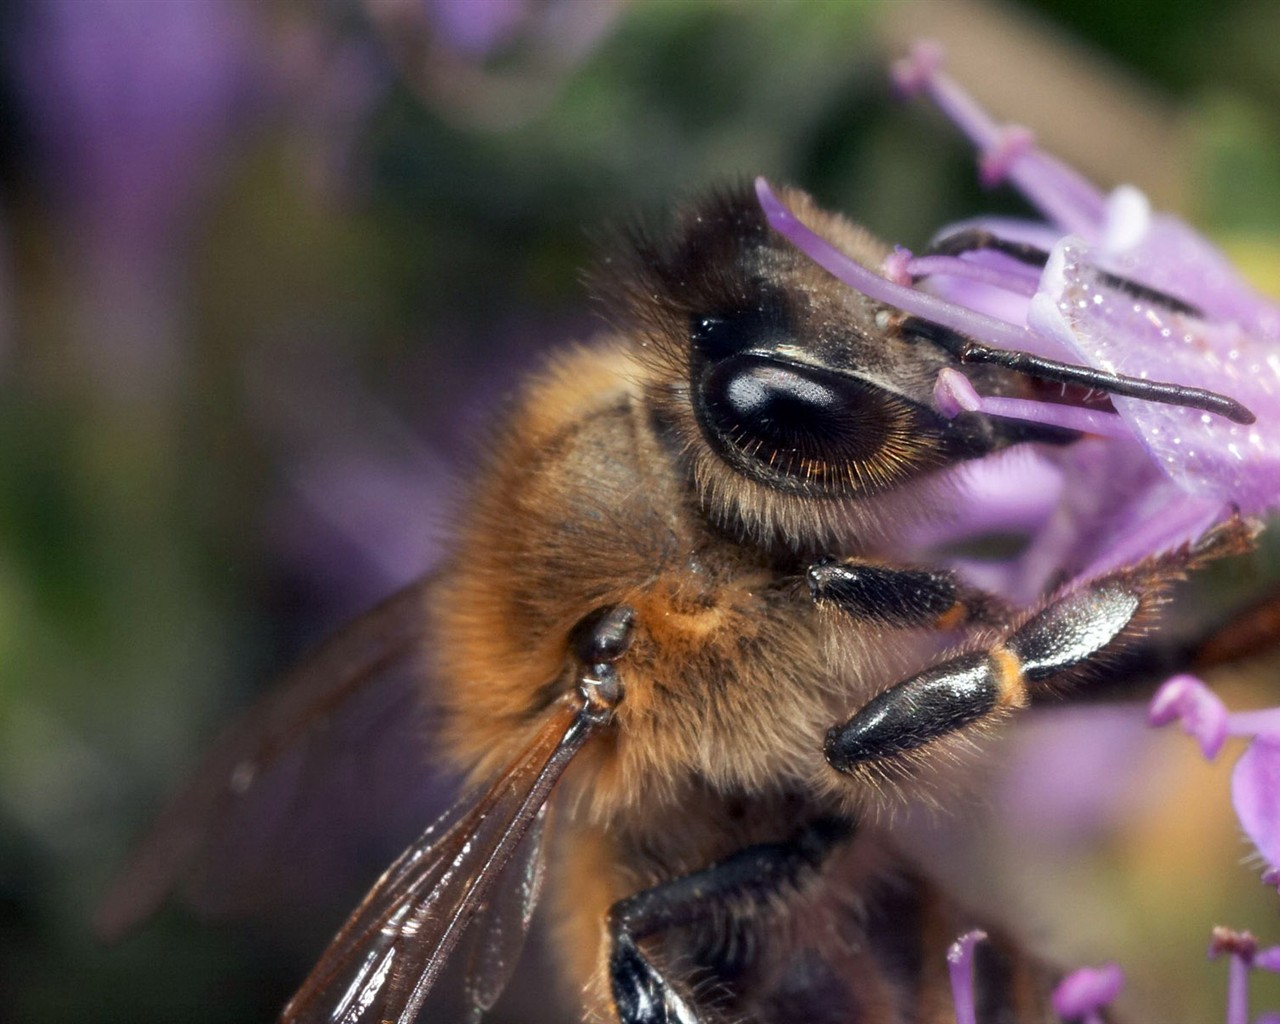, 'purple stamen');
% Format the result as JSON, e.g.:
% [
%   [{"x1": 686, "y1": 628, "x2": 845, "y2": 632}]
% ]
[
  {"x1": 890, "y1": 41, "x2": 1105, "y2": 236},
  {"x1": 979, "y1": 125, "x2": 1036, "y2": 189},
  {"x1": 755, "y1": 177, "x2": 1069, "y2": 361},
  {"x1": 889, "y1": 38, "x2": 943, "y2": 98},
  {"x1": 882, "y1": 246, "x2": 913, "y2": 286},
  {"x1": 1051, "y1": 963, "x2": 1124, "y2": 1024},
  {"x1": 1225, "y1": 709, "x2": 1280, "y2": 738},
  {"x1": 1209, "y1": 927, "x2": 1257, "y2": 1024},
  {"x1": 906, "y1": 253, "x2": 1039, "y2": 297},
  {"x1": 946, "y1": 929, "x2": 987, "y2": 1024}
]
